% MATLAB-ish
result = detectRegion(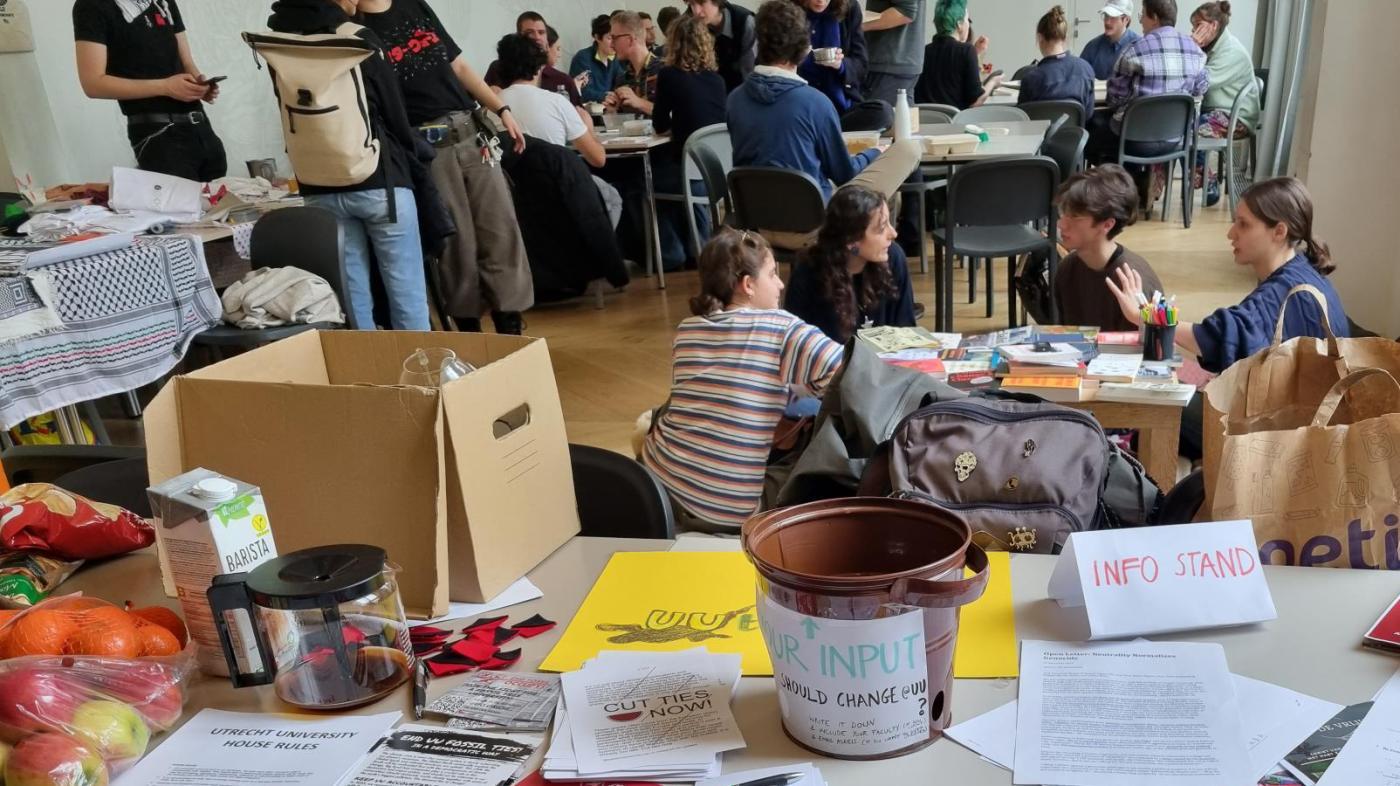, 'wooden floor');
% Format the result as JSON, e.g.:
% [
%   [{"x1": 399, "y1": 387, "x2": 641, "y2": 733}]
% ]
[{"x1": 527, "y1": 204, "x2": 1256, "y2": 456}]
